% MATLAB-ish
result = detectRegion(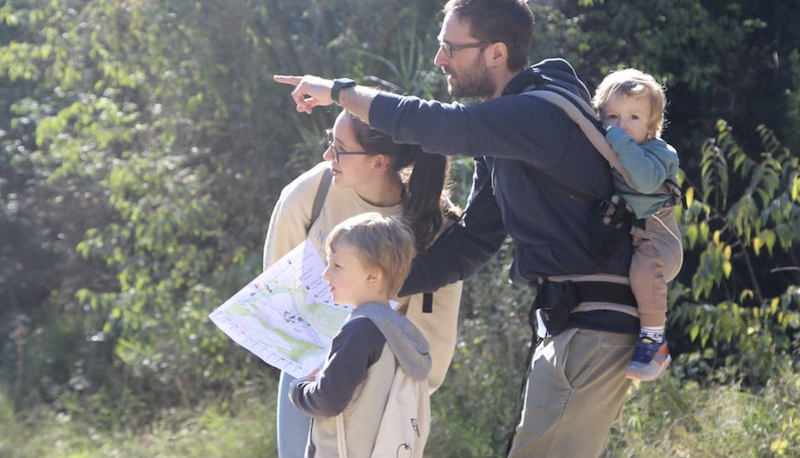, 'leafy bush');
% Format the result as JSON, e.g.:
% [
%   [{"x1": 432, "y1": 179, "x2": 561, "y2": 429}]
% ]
[{"x1": 669, "y1": 121, "x2": 800, "y2": 387}]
